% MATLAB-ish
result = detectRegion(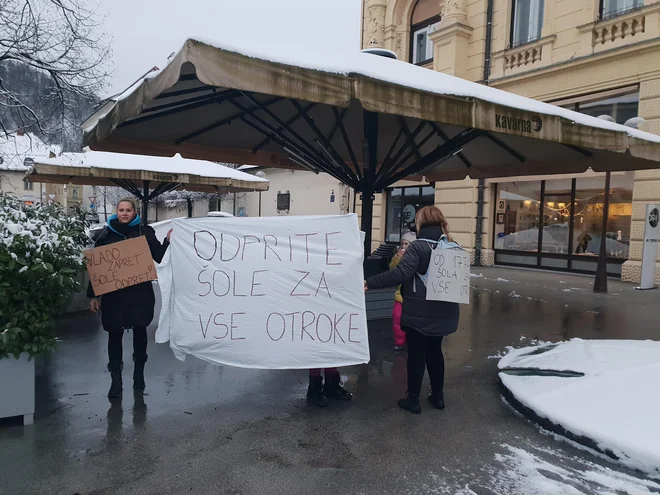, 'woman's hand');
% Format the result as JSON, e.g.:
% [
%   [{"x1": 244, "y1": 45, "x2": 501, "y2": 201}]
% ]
[
  {"x1": 89, "y1": 298, "x2": 101, "y2": 313},
  {"x1": 397, "y1": 248, "x2": 406, "y2": 257},
  {"x1": 364, "y1": 281, "x2": 368, "y2": 292},
  {"x1": 167, "y1": 229, "x2": 173, "y2": 242}
]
